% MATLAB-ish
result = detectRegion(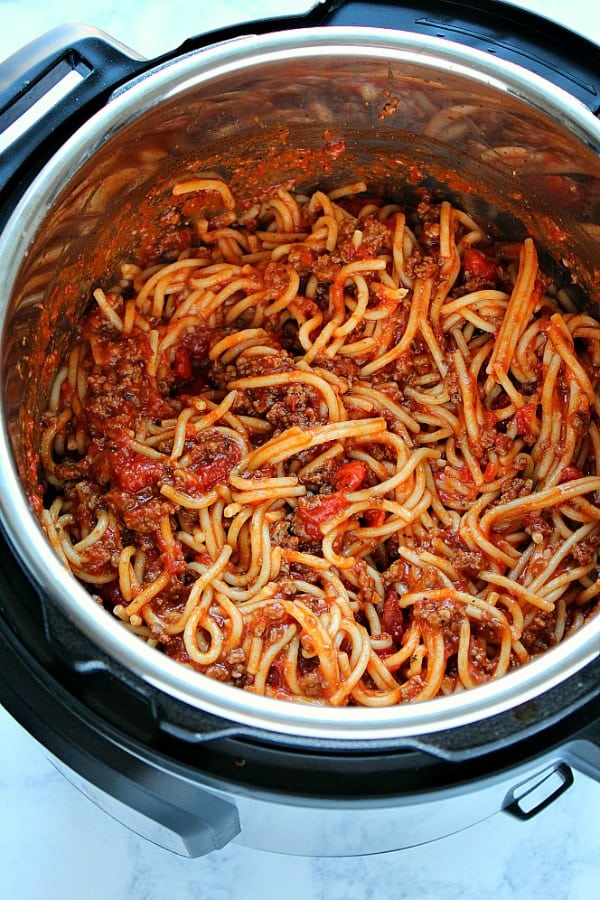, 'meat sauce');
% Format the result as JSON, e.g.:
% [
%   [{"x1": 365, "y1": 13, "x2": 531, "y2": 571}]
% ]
[{"x1": 37, "y1": 179, "x2": 600, "y2": 706}]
